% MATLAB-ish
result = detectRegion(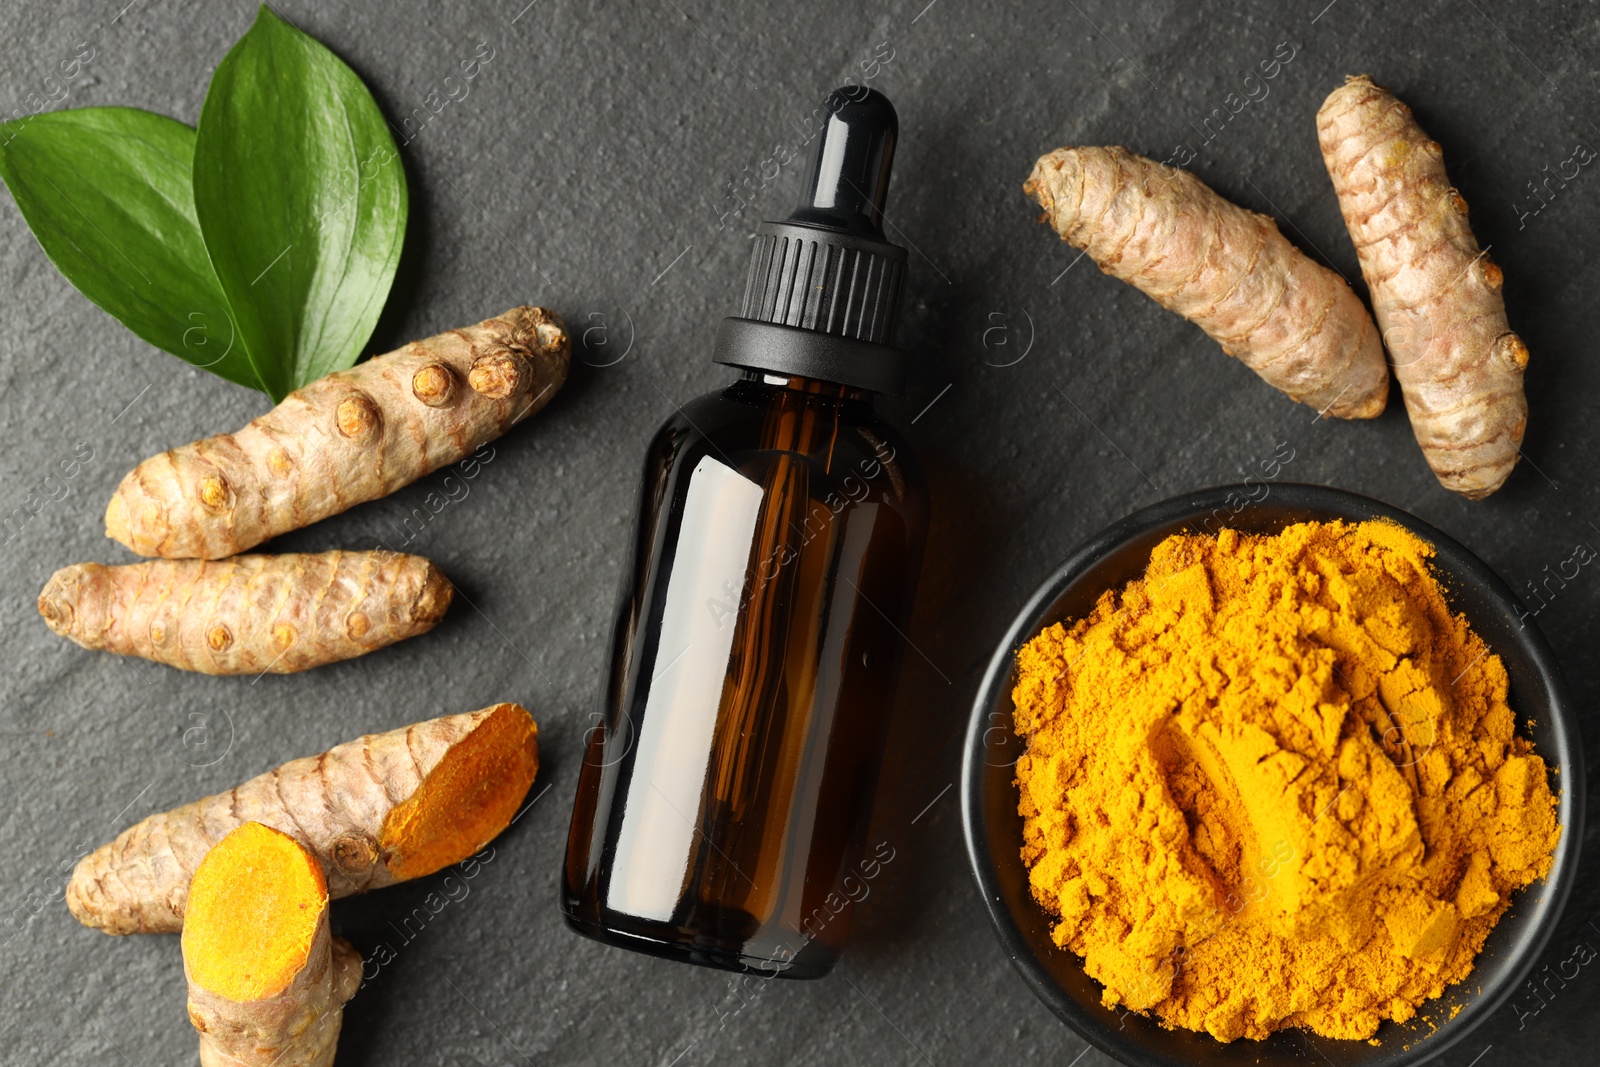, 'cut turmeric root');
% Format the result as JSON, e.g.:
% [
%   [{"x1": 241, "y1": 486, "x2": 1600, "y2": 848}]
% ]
[
  {"x1": 183, "y1": 823, "x2": 362, "y2": 1067},
  {"x1": 1026, "y1": 146, "x2": 1389, "y2": 419},
  {"x1": 1318, "y1": 76, "x2": 1528, "y2": 498},
  {"x1": 69, "y1": 703, "x2": 539, "y2": 934},
  {"x1": 105, "y1": 306, "x2": 570, "y2": 559},
  {"x1": 38, "y1": 550, "x2": 451, "y2": 674}
]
